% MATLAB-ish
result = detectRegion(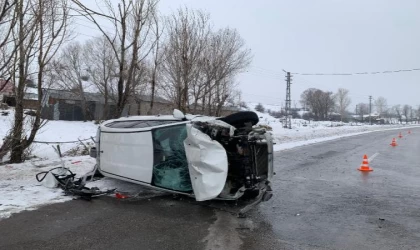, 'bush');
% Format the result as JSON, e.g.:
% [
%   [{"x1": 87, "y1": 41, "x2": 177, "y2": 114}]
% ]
[
  {"x1": 255, "y1": 103, "x2": 265, "y2": 113},
  {"x1": 239, "y1": 101, "x2": 249, "y2": 109}
]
